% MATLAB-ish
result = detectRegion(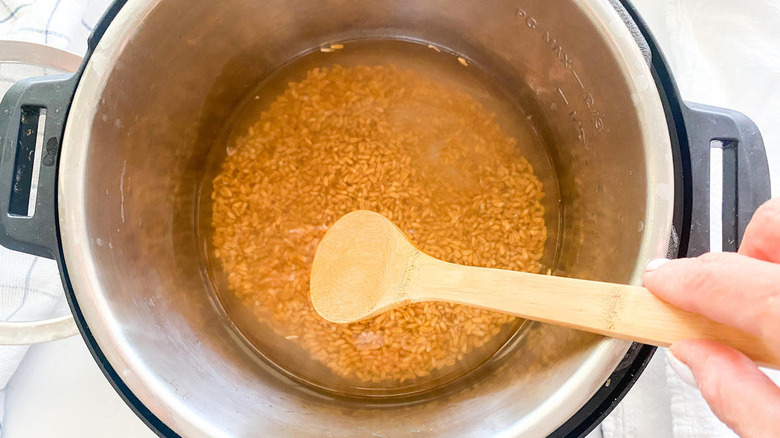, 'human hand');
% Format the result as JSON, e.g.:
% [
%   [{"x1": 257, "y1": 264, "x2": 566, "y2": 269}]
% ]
[{"x1": 643, "y1": 197, "x2": 780, "y2": 437}]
